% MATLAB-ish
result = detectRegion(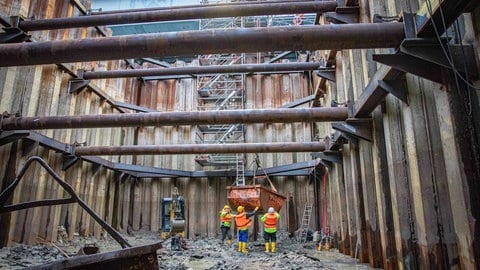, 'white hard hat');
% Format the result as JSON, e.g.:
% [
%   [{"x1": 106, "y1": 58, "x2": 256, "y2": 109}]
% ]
[{"x1": 268, "y1": 207, "x2": 275, "y2": 213}]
